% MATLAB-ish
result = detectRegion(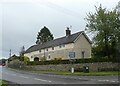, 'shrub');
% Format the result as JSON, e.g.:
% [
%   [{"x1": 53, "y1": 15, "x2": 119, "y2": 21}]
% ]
[
  {"x1": 74, "y1": 68, "x2": 83, "y2": 72},
  {"x1": 8, "y1": 59, "x2": 26, "y2": 69},
  {"x1": 24, "y1": 56, "x2": 30, "y2": 64},
  {"x1": 27, "y1": 57, "x2": 118, "y2": 65},
  {"x1": 98, "y1": 68, "x2": 119, "y2": 72}
]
